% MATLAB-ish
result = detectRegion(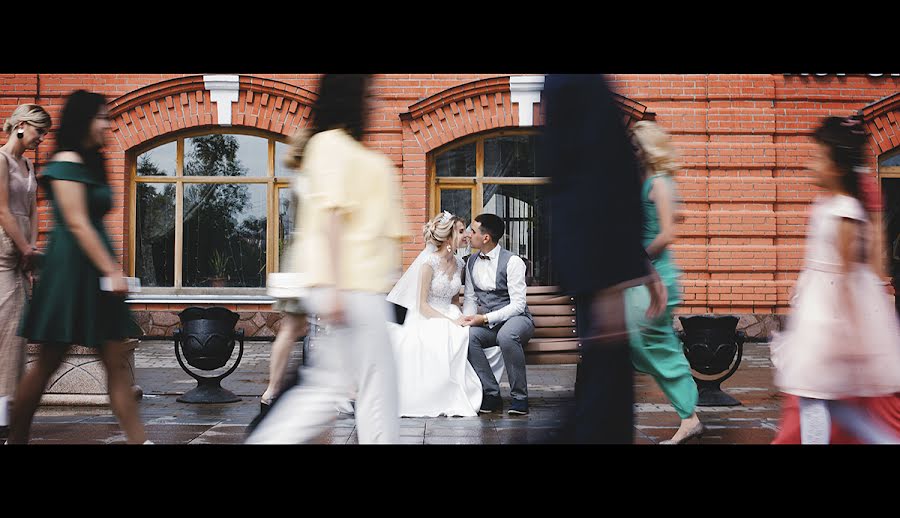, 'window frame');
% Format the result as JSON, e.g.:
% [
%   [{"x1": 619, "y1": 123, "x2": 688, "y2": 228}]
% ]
[
  {"x1": 429, "y1": 129, "x2": 549, "y2": 219},
  {"x1": 881, "y1": 147, "x2": 900, "y2": 179},
  {"x1": 128, "y1": 127, "x2": 292, "y2": 295}
]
